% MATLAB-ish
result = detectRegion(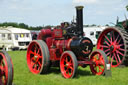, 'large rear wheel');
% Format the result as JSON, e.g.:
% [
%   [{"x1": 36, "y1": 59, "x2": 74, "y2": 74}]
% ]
[
  {"x1": 27, "y1": 40, "x2": 50, "y2": 74},
  {"x1": 97, "y1": 27, "x2": 128, "y2": 67}
]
